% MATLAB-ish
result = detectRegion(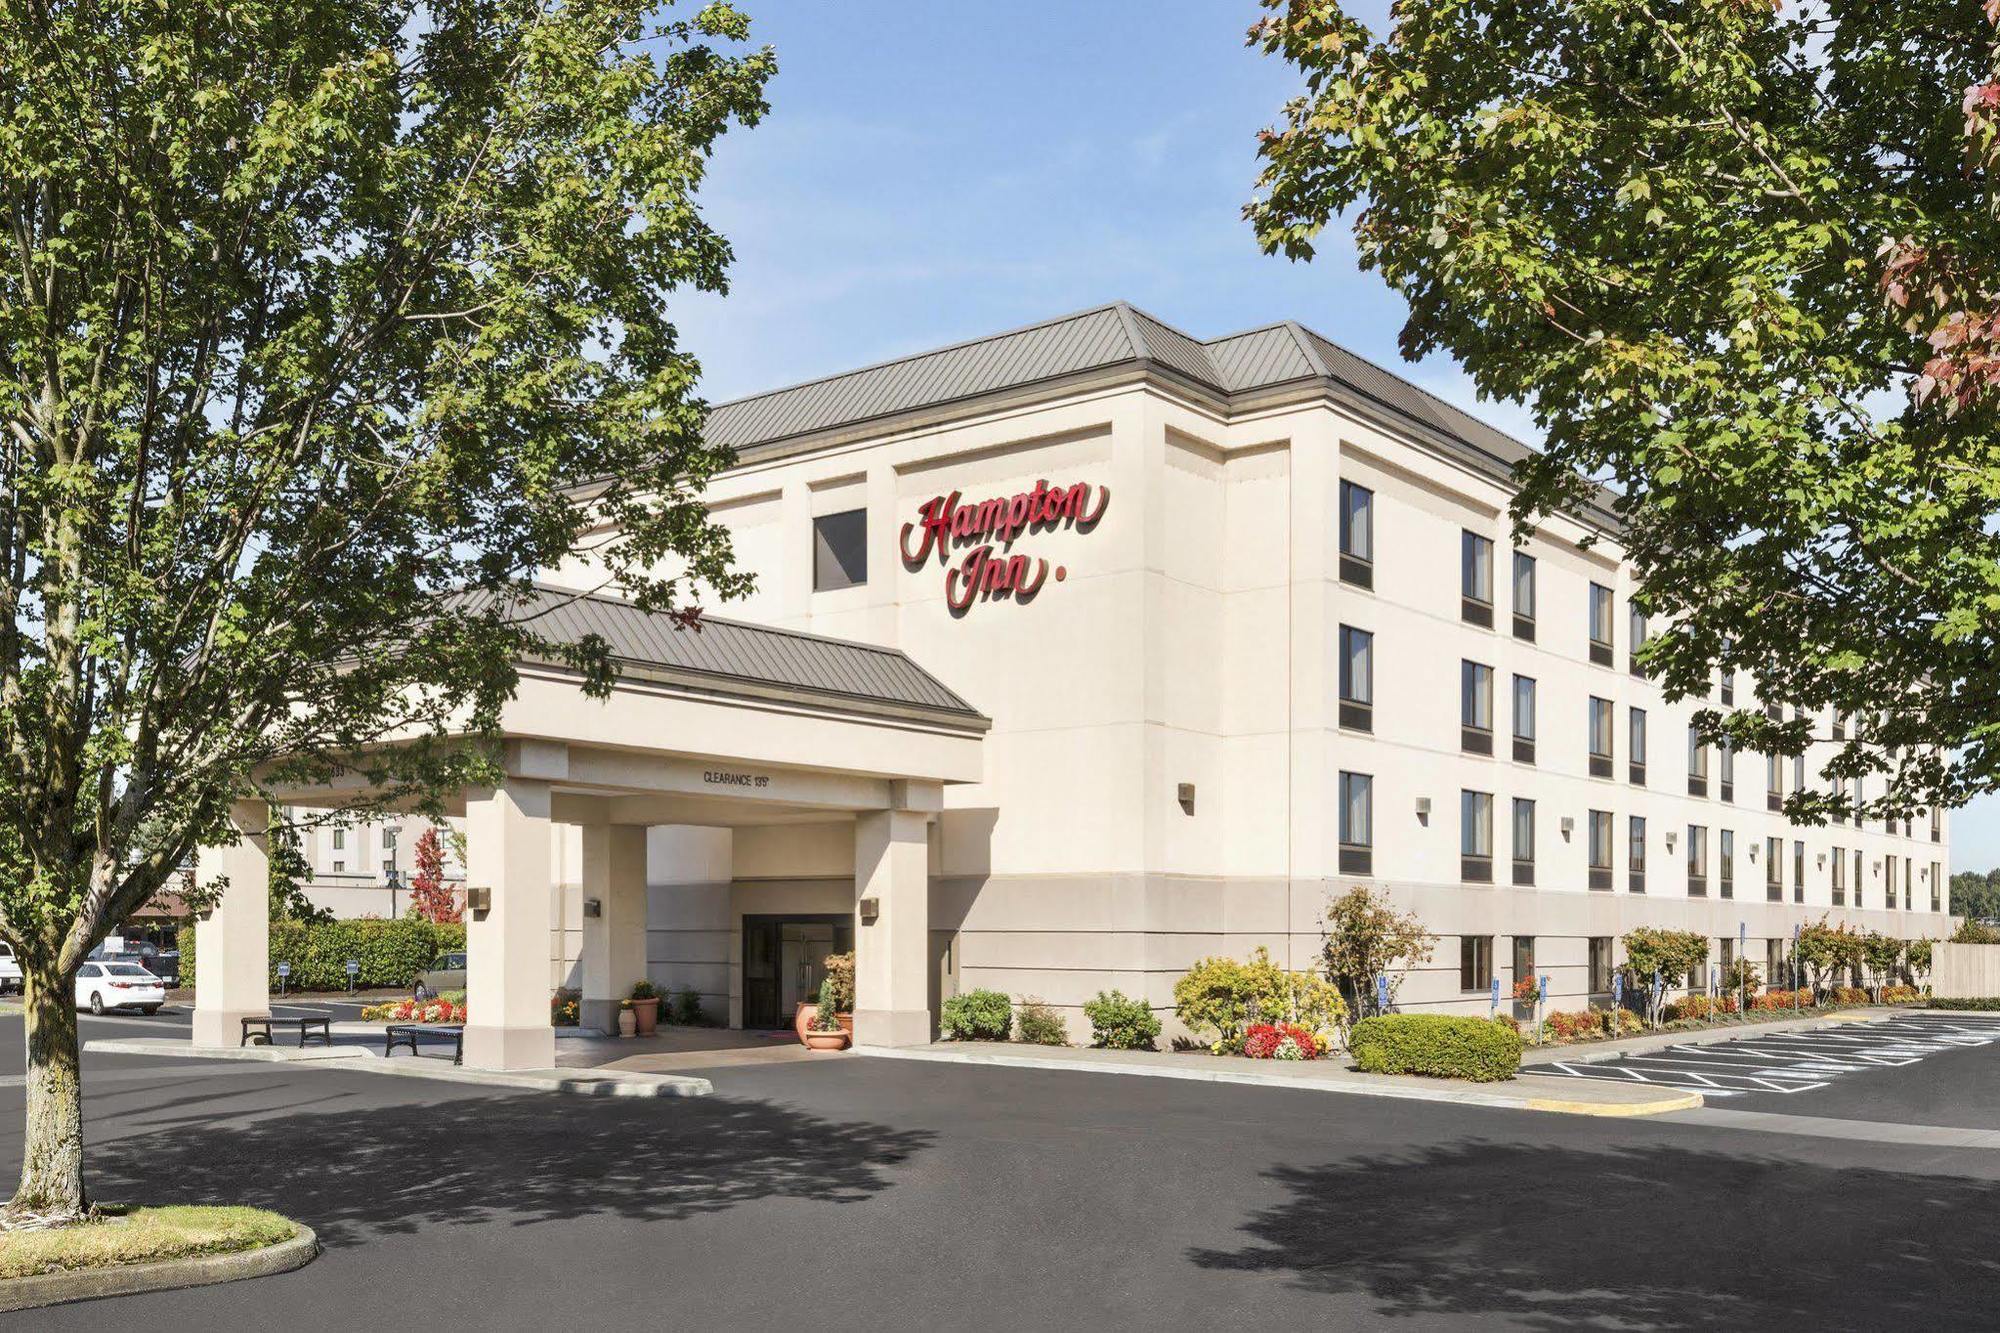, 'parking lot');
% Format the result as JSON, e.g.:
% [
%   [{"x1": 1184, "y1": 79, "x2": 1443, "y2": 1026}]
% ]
[{"x1": 1535, "y1": 1012, "x2": 2000, "y2": 1106}]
